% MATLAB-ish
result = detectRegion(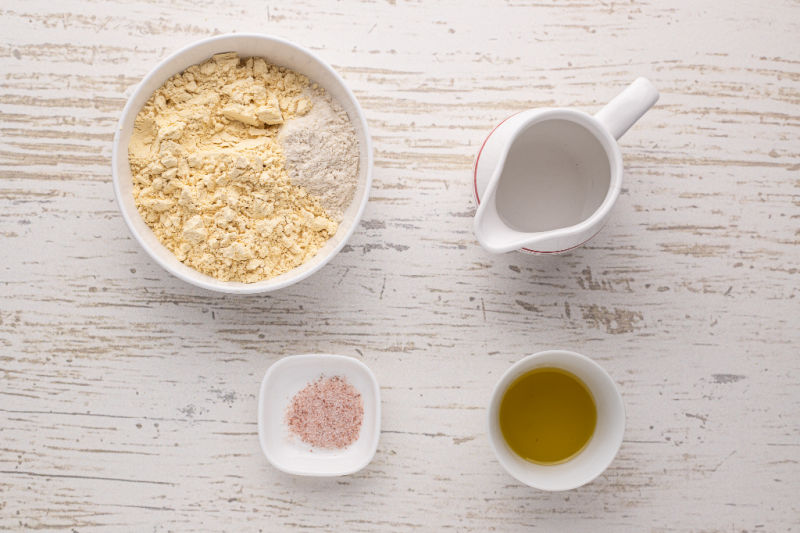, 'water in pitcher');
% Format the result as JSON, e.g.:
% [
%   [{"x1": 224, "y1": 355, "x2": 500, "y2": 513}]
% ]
[{"x1": 494, "y1": 119, "x2": 611, "y2": 233}]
